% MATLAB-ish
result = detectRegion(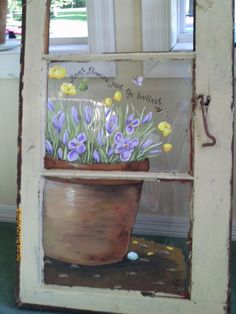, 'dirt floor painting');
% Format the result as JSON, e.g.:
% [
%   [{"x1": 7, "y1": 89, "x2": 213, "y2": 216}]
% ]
[{"x1": 44, "y1": 236, "x2": 188, "y2": 297}]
